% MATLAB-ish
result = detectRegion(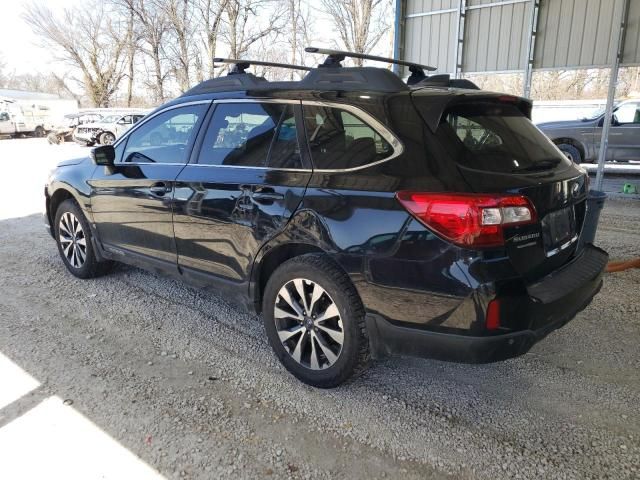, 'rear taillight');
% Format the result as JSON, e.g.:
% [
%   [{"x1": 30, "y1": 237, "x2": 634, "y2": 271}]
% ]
[{"x1": 396, "y1": 192, "x2": 537, "y2": 248}]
